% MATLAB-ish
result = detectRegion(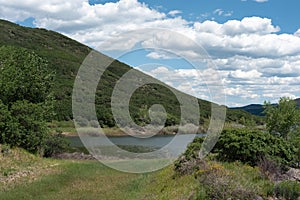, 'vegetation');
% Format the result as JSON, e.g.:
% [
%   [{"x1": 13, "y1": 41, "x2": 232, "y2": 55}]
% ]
[
  {"x1": 0, "y1": 19, "x2": 263, "y2": 131},
  {"x1": 43, "y1": 133, "x2": 69, "y2": 157},
  {"x1": 271, "y1": 180, "x2": 300, "y2": 200},
  {"x1": 0, "y1": 46, "x2": 53, "y2": 154},
  {"x1": 194, "y1": 161, "x2": 273, "y2": 199},
  {"x1": 1, "y1": 19, "x2": 299, "y2": 199},
  {"x1": 264, "y1": 97, "x2": 300, "y2": 139},
  {"x1": 173, "y1": 96, "x2": 300, "y2": 199},
  {"x1": 0, "y1": 144, "x2": 59, "y2": 191},
  {"x1": 176, "y1": 128, "x2": 297, "y2": 168},
  {"x1": 264, "y1": 97, "x2": 300, "y2": 166},
  {"x1": 0, "y1": 145, "x2": 198, "y2": 200},
  {"x1": 214, "y1": 129, "x2": 297, "y2": 166}
]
